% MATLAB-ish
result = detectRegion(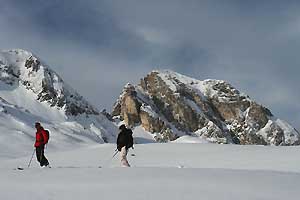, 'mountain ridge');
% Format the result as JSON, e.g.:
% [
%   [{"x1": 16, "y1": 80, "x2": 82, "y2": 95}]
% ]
[
  {"x1": 0, "y1": 49, "x2": 117, "y2": 158},
  {"x1": 112, "y1": 69, "x2": 299, "y2": 145}
]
